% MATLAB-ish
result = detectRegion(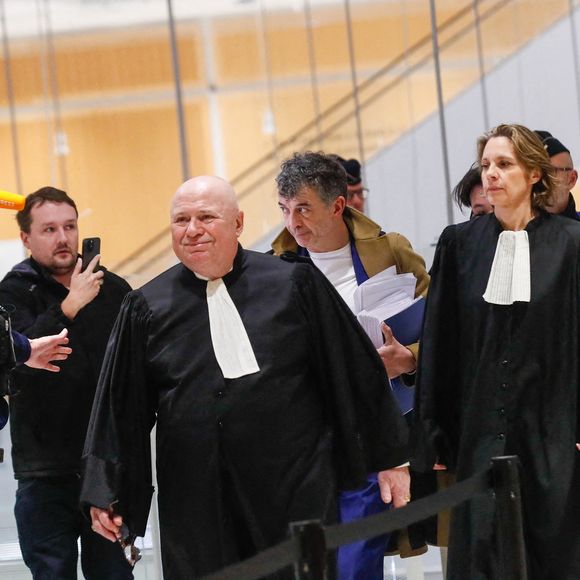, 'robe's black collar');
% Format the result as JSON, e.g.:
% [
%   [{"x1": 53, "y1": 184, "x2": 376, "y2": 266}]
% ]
[
  {"x1": 222, "y1": 244, "x2": 245, "y2": 286},
  {"x1": 488, "y1": 209, "x2": 549, "y2": 234}
]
